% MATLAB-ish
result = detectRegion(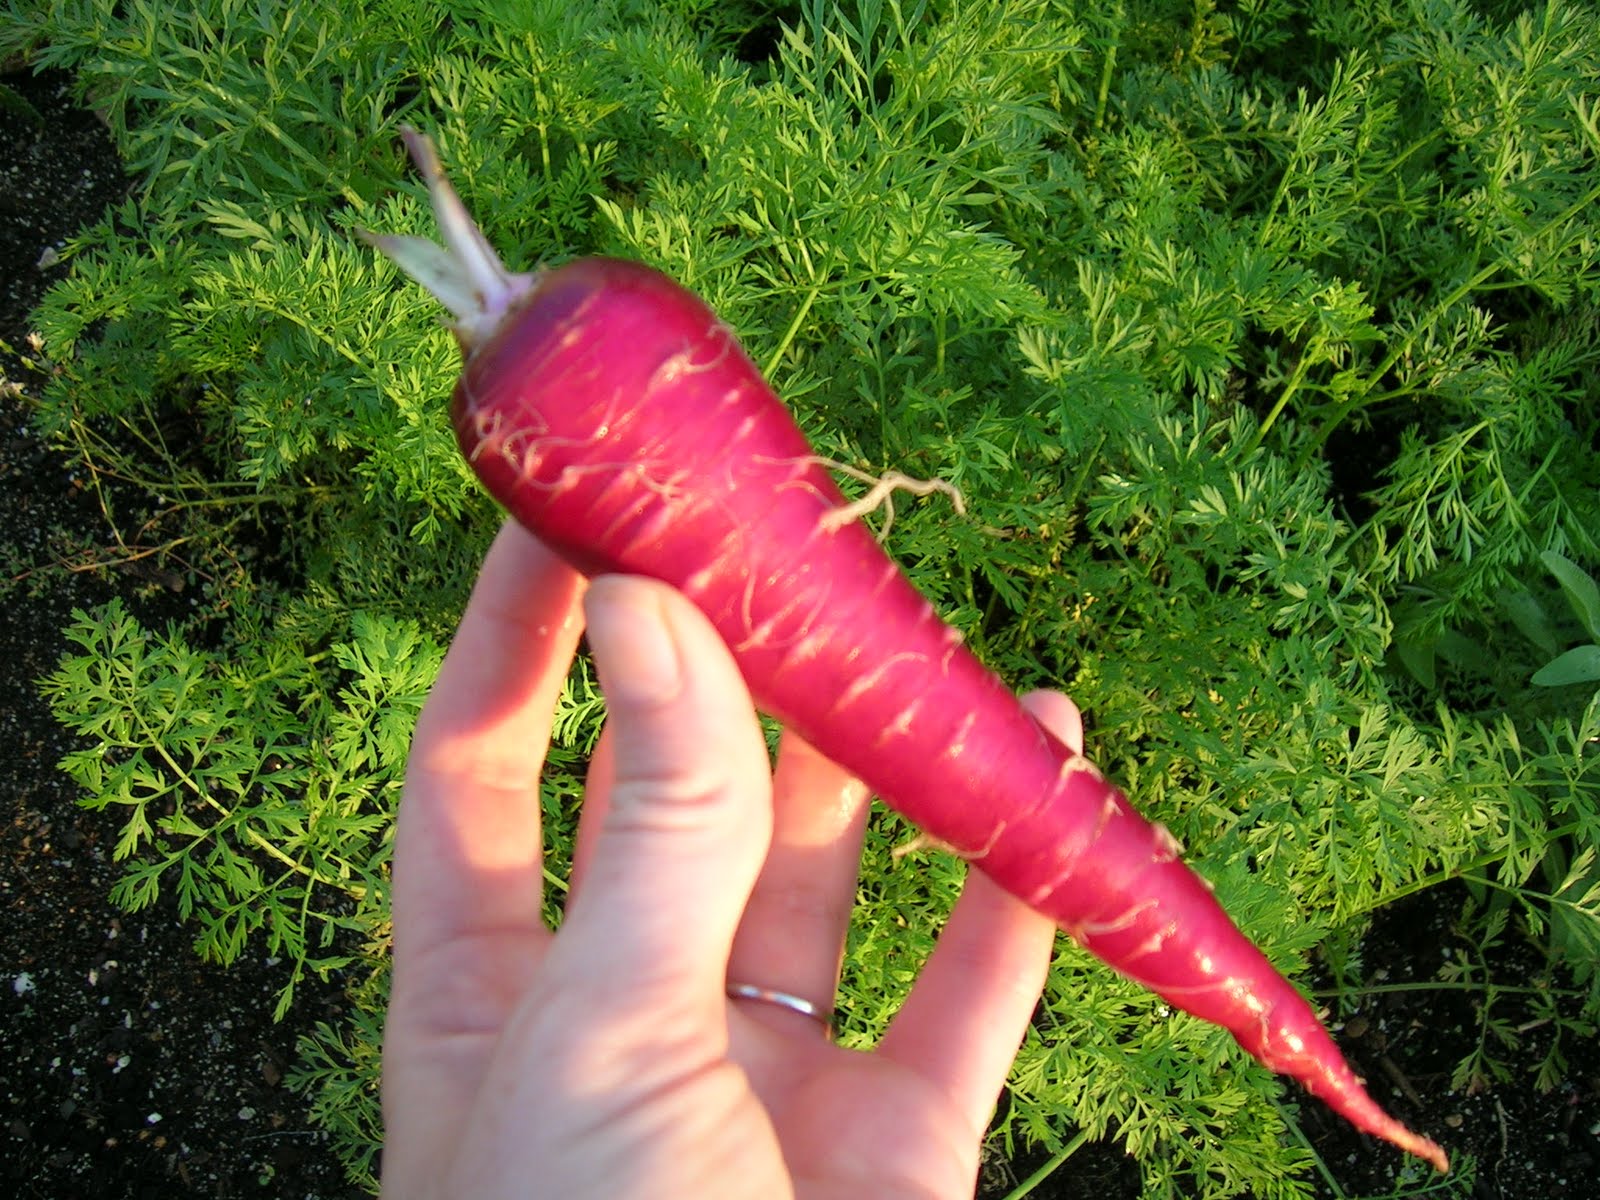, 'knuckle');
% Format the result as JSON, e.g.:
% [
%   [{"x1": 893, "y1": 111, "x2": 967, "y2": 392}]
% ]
[{"x1": 605, "y1": 766, "x2": 744, "y2": 828}]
